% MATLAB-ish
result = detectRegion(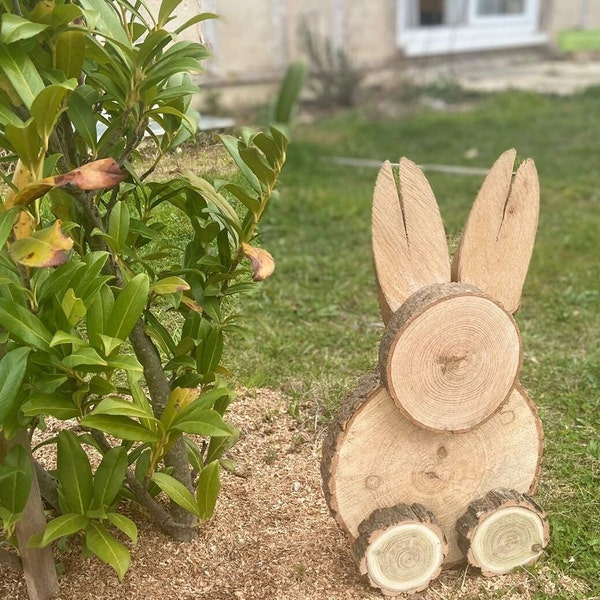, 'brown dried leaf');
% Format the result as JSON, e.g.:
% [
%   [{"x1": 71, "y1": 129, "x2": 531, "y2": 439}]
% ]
[
  {"x1": 242, "y1": 243, "x2": 275, "y2": 281},
  {"x1": 180, "y1": 296, "x2": 203, "y2": 313},
  {"x1": 53, "y1": 158, "x2": 128, "y2": 190},
  {"x1": 11, "y1": 159, "x2": 128, "y2": 207}
]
